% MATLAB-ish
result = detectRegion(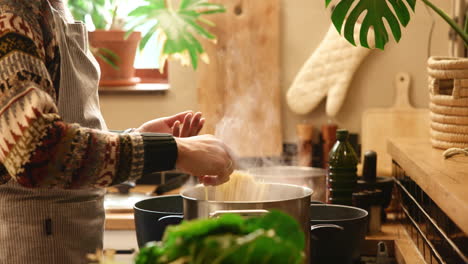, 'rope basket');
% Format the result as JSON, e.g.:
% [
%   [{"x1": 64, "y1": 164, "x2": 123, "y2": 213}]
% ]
[{"x1": 428, "y1": 56, "x2": 468, "y2": 149}]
